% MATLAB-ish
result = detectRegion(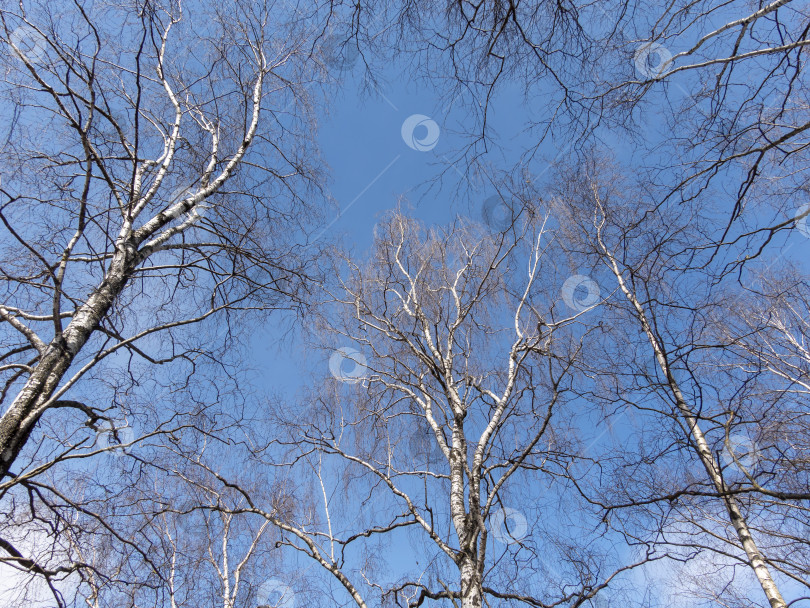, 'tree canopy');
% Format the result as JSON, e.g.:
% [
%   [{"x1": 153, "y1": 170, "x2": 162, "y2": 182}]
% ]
[{"x1": 1, "y1": 1, "x2": 808, "y2": 607}]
